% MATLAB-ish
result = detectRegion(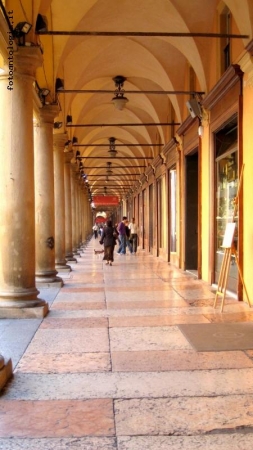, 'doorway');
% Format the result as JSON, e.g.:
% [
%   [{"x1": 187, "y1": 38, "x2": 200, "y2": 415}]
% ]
[{"x1": 185, "y1": 152, "x2": 198, "y2": 271}]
